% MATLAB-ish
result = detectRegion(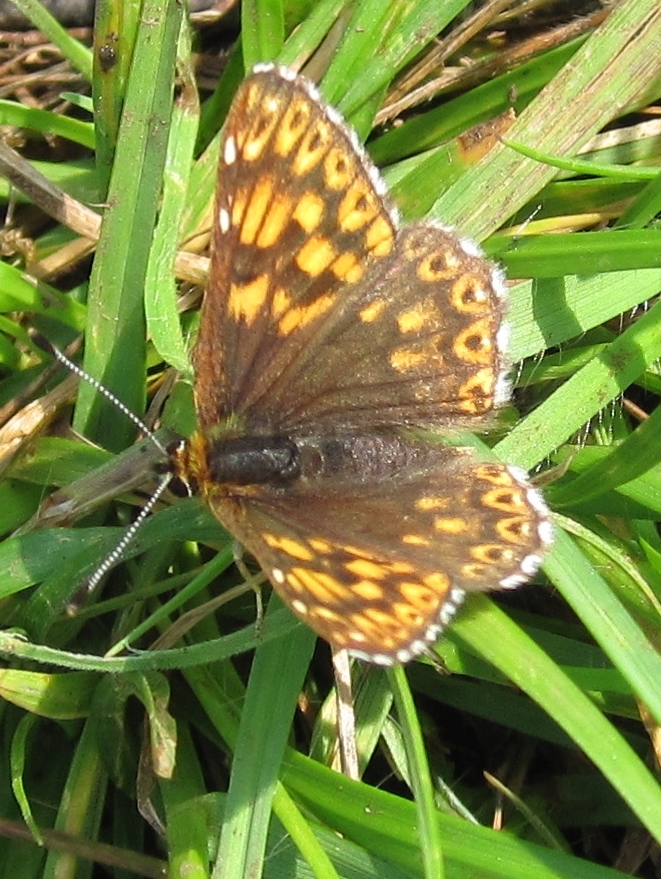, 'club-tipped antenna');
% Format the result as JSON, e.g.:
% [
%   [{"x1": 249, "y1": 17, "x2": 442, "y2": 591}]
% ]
[{"x1": 52, "y1": 345, "x2": 177, "y2": 610}]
